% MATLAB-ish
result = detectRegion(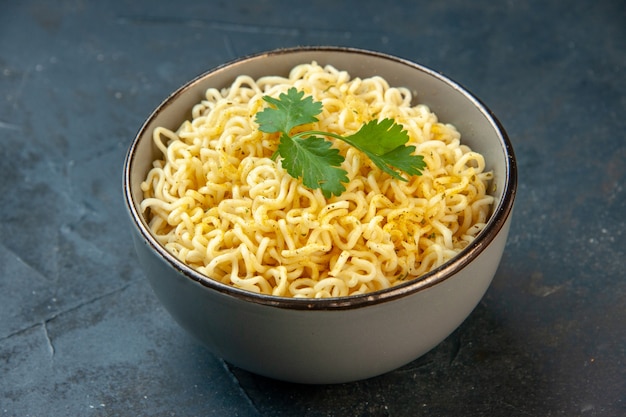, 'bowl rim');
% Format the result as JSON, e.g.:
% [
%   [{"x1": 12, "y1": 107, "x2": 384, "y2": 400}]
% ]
[{"x1": 123, "y1": 45, "x2": 517, "y2": 310}]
